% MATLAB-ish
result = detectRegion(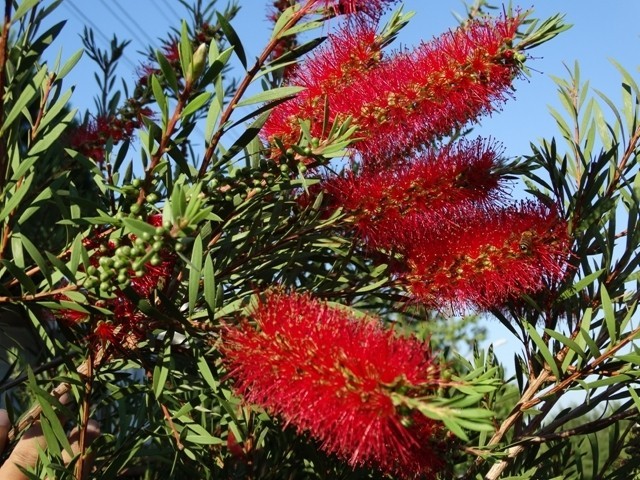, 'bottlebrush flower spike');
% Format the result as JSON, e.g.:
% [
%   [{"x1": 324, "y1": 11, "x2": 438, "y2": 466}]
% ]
[
  {"x1": 322, "y1": 139, "x2": 507, "y2": 250},
  {"x1": 262, "y1": 21, "x2": 384, "y2": 154},
  {"x1": 402, "y1": 202, "x2": 570, "y2": 310},
  {"x1": 263, "y1": 14, "x2": 524, "y2": 164},
  {"x1": 222, "y1": 290, "x2": 445, "y2": 479},
  {"x1": 69, "y1": 114, "x2": 141, "y2": 164}
]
